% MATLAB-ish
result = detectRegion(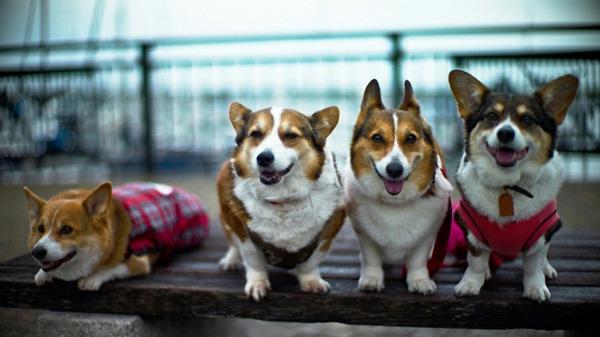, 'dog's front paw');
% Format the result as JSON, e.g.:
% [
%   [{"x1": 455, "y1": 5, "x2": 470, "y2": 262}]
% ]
[
  {"x1": 300, "y1": 277, "x2": 330, "y2": 294},
  {"x1": 485, "y1": 266, "x2": 492, "y2": 280},
  {"x1": 407, "y1": 277, "x2": 437, "y2": 295},
  {"x1": 34, "y1": 269, "x2": 52, "y2": 286},
  {"x1": 77, "y1": 276, "x2": 104, "y2": 291},
  {"x1": 219, "y1": 254, "x2": 243, "y2": 271},
  {"x1": 454, "y1": 278, "x2": 484, "y2": 297},
  {"x1": 358, "y1": 275, "x2": 384, "y2": 292},
  {"x1": 523, "y1": 285, "x2": 551, "y2": 302},
  {"x1": 544, "y1": 263, "x2": 558, "y2": 280},
  {"x1": 245, "y1": 279, "x2": 271, "y2": 302}
]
